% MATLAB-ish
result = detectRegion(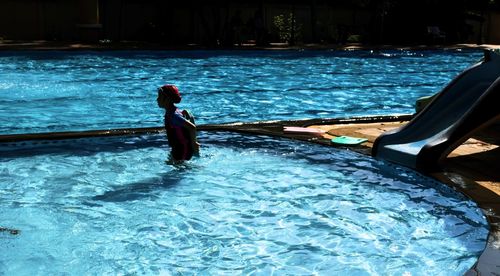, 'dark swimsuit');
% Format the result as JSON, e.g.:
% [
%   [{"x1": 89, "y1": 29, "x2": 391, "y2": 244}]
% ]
[{"x1": 165, "y1": 108, "x2": 194, "y2": 161}]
